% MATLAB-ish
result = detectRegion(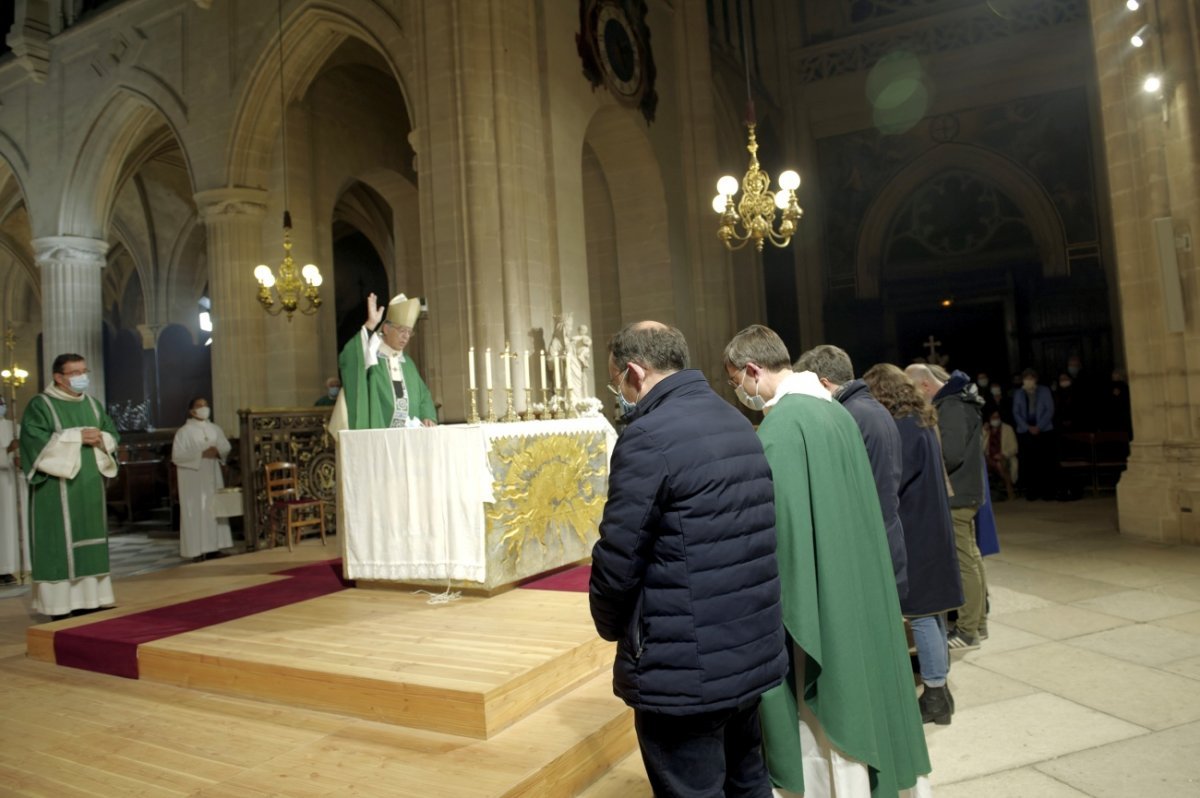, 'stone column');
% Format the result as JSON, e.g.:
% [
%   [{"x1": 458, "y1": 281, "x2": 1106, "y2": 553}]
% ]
[
  {"x1": 1089, "y1": 0, "x2": 1200, "y2": 543},
  {"x1": 33, "y1": 235, "x2": 109, "y2": 402},
  {"x1": 194, "y1": 188, "x2": 270, "y2": 432}
]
